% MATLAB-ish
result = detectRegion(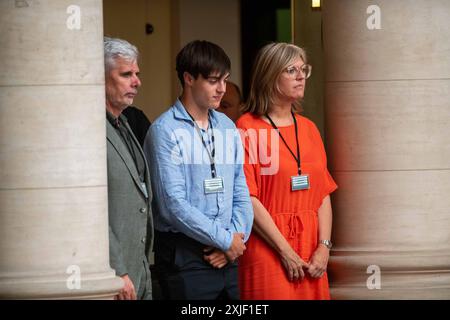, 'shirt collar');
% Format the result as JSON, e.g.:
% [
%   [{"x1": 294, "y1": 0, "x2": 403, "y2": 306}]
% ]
[
  {"x1": 106, "y1": 110, "x2": 120, "y2": 127},
  {"x1": 173, "y1": 98, "x2": 219, "y2": 128},
  {"x1": 106, "y1": 110, "x2": 129, "y2": 128}
]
